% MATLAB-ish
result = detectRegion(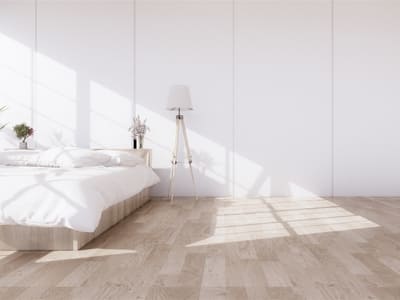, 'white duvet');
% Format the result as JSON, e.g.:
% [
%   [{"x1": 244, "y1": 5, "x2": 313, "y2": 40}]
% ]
[{"x1": 0, "y1": 165, "x2": 159, "y2": 232}]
